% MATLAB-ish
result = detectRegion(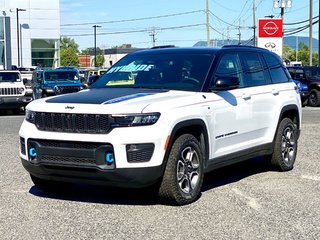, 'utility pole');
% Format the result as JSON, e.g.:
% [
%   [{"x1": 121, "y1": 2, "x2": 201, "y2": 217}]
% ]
[
  {"x1": 309, "y1": 0, "x2": 313, "y2": 65},
  {"x1": 237, "y1": 19, "x2": 241, "y2": 45},
  {"x1": 206, "y1": 0, "x2": 210, "y2": 47},
  {"x1": 273, "y1": 1, "x2": 292, "y2": 58},
  {"x1": 149, "y1": 28, "x2": 157, "y2": 47},
  {"x1": 253, "y1": 0, "x2": 256, "y2": 46},
  {"x1": 92, "y1": 25, "x2": 101, "y2": 67}
]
